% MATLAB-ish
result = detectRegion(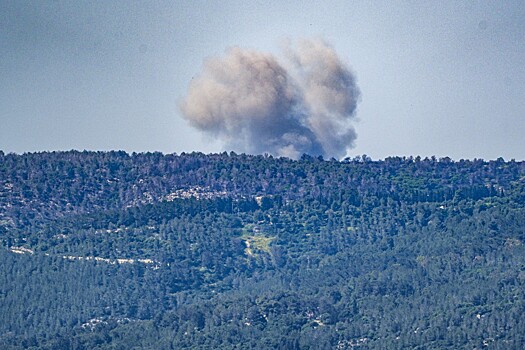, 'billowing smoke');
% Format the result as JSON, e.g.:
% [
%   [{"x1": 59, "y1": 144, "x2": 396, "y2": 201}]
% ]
[{"x1": 180, "y1": 39, "x2": 360, "y2": 159}]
